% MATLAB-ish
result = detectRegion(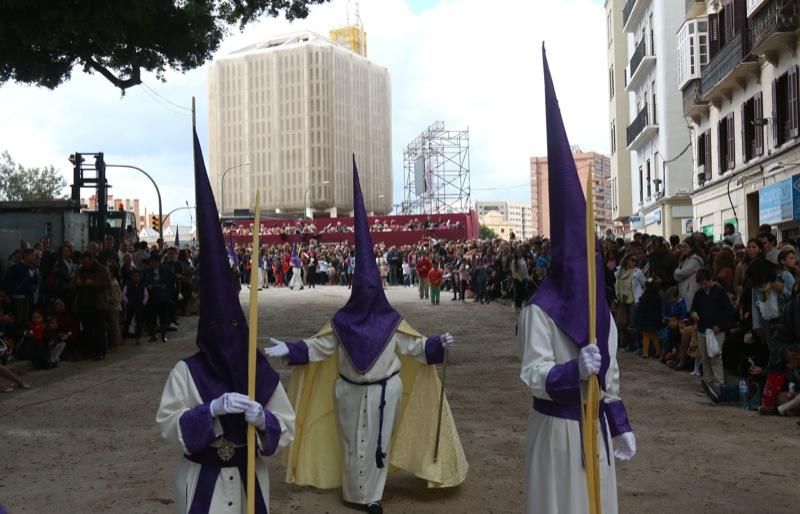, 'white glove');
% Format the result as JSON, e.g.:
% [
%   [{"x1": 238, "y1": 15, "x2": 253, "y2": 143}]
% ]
[
  {"x1": 613, "y1": 432, "x2": 637, "y2": 461},
  {"x1": 210, "y1": 392, "x2": 251, "y2": 417},
  {"x1": 578, "y1": 345, "x2": 601, "y2": 380},
  {"x1": 441, "y1": 333, "x2": 455, "y2": 348},
  {"x1": 244, "y1": 400, "x2": 266, "y2": 431},
  {"x1": 264, "y1": 338, "x2": 289, "y2": 358}
]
